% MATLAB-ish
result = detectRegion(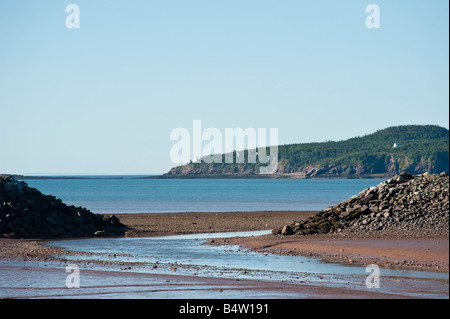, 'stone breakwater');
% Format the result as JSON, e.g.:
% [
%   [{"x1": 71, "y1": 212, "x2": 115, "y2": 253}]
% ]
[
  {"x1": 273, "y1": 172, "x2": 449, "y2": 238},
  {"x1": 0, "y1": 175, "x2": 127, "y2": 239}
]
